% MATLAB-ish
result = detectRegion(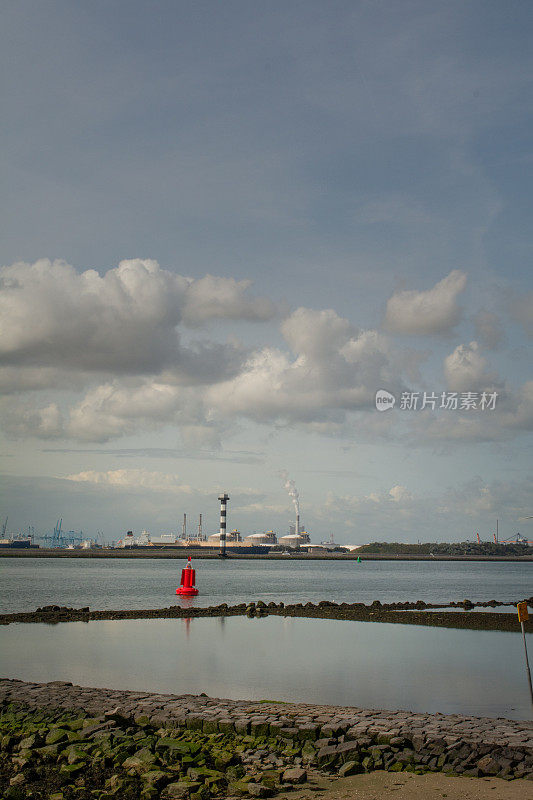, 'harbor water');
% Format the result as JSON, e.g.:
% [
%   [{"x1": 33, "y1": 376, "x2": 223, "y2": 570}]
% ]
[
  {"x1": 2, "y1": 557, "x2": 531, "y2": 720},
  {"x1": 0, "y1": 557, "x2": 531, "y2": 613},
  {"x1": 0, "y1": 615, "x2": 531, "y2": 719}
]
